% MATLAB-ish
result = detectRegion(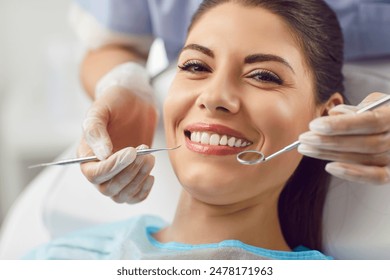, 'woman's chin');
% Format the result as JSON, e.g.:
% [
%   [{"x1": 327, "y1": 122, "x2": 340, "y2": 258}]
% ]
[{"x1": 175, "y1": 168, "x2": 246, "y2": 203}]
